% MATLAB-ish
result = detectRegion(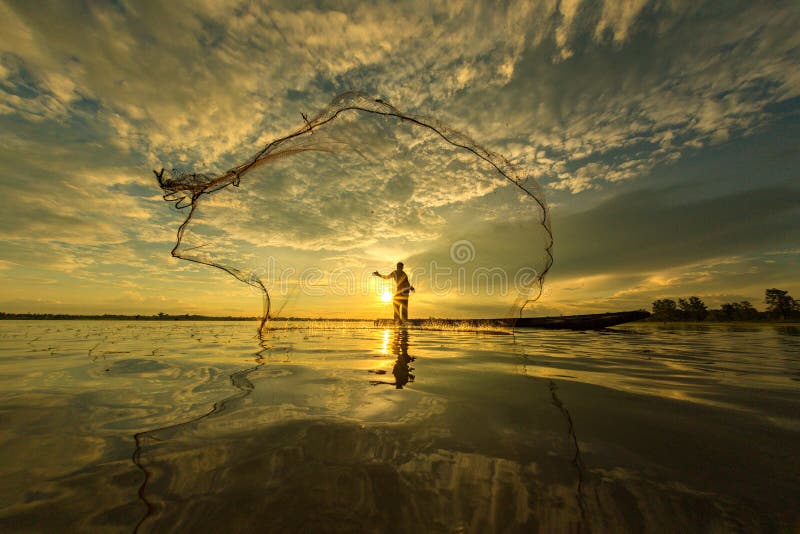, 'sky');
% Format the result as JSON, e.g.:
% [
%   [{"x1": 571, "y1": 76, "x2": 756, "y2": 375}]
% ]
[{"x1": 0, "y1": 0, "x2": 798, "y2": 318}]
